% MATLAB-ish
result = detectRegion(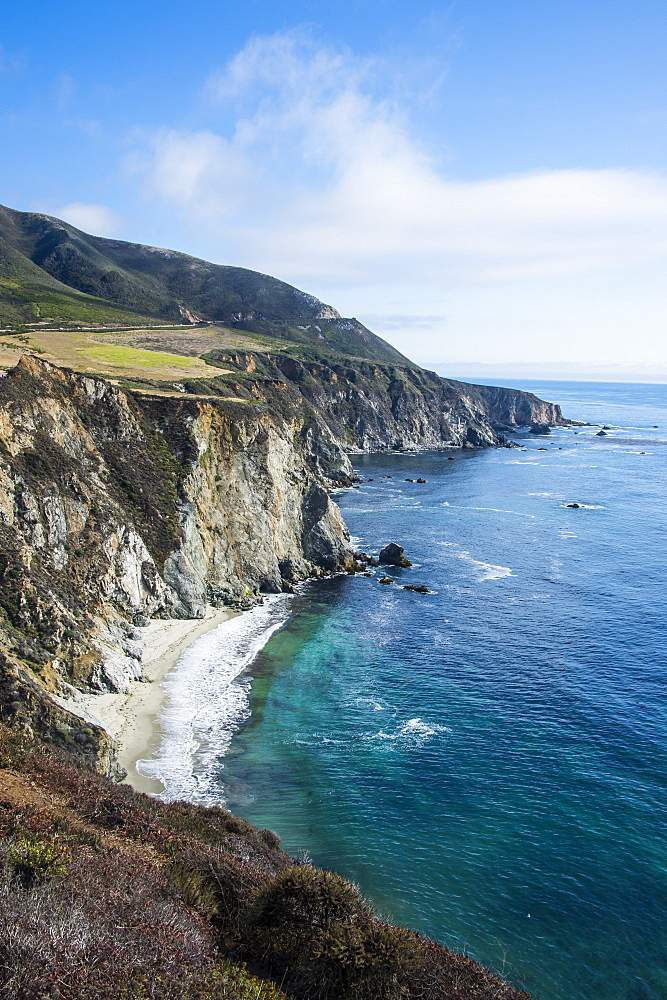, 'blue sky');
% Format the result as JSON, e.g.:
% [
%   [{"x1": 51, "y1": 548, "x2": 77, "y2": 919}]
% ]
[{"x1": 2, "y1": 0, "x2": 667, "y2": 377}]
